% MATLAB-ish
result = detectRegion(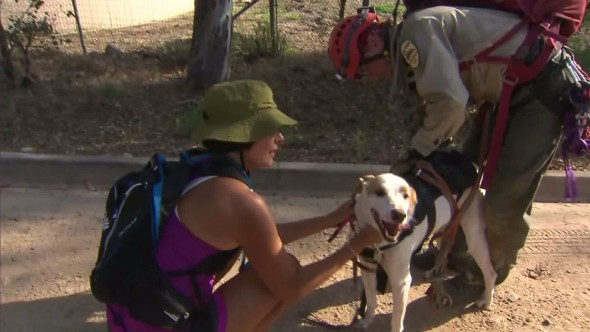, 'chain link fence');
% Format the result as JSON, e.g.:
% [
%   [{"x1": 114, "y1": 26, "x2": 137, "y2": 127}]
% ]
[{"x1": 2, "y1": 0, "x2": 396, "y2": 55}]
